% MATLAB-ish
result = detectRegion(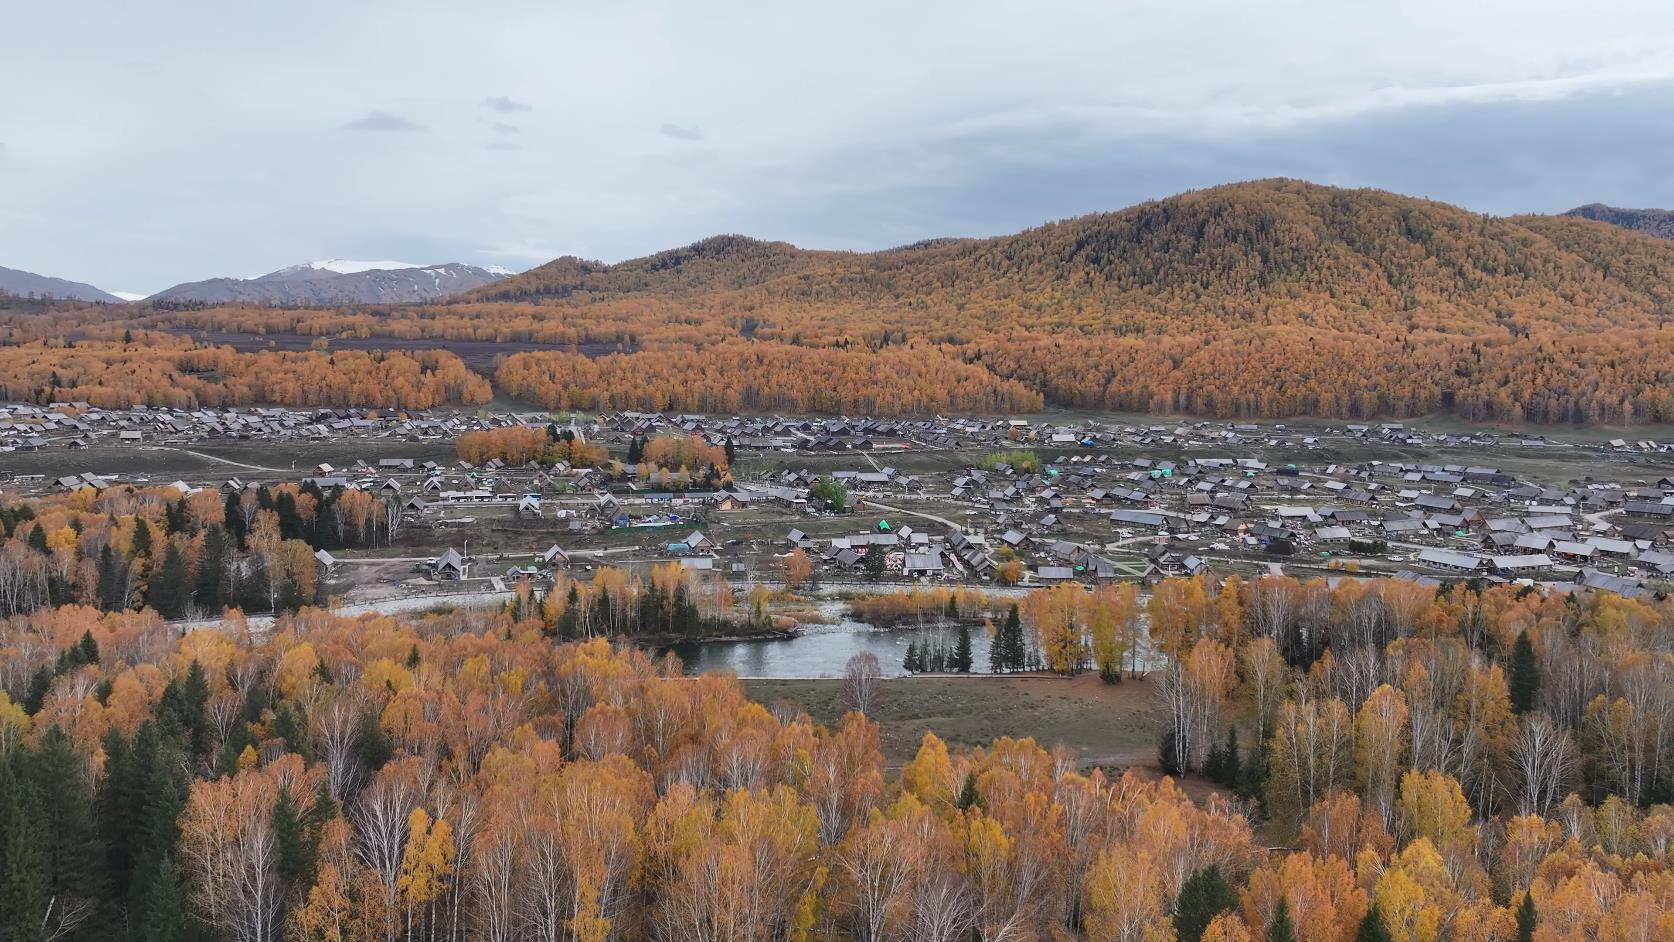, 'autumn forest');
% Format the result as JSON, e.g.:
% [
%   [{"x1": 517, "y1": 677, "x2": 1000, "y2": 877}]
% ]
[
  {"x1": 8, "y1": 180, "x2": 1674, "y2": 422},
  {"x1": 5, "y1": 572, "x2": 1674, "y2": 942}
]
